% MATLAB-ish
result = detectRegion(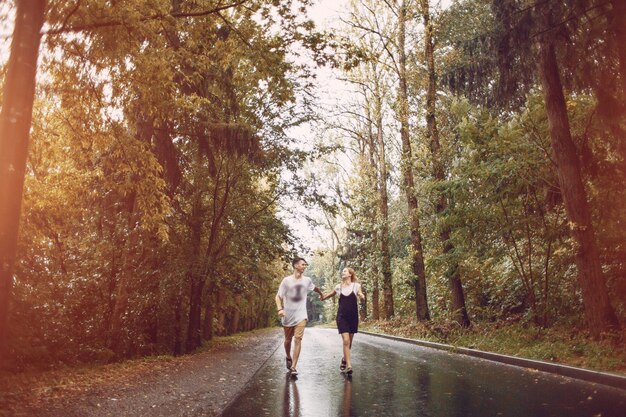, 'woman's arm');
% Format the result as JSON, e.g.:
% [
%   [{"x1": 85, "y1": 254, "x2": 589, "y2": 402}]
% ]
[
  {"x1": 320, "y1": 290, "x2": 337, "y2": 301},
  {"x1": 357, "y1": 285, "x2": 365, "y2": 301}
]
